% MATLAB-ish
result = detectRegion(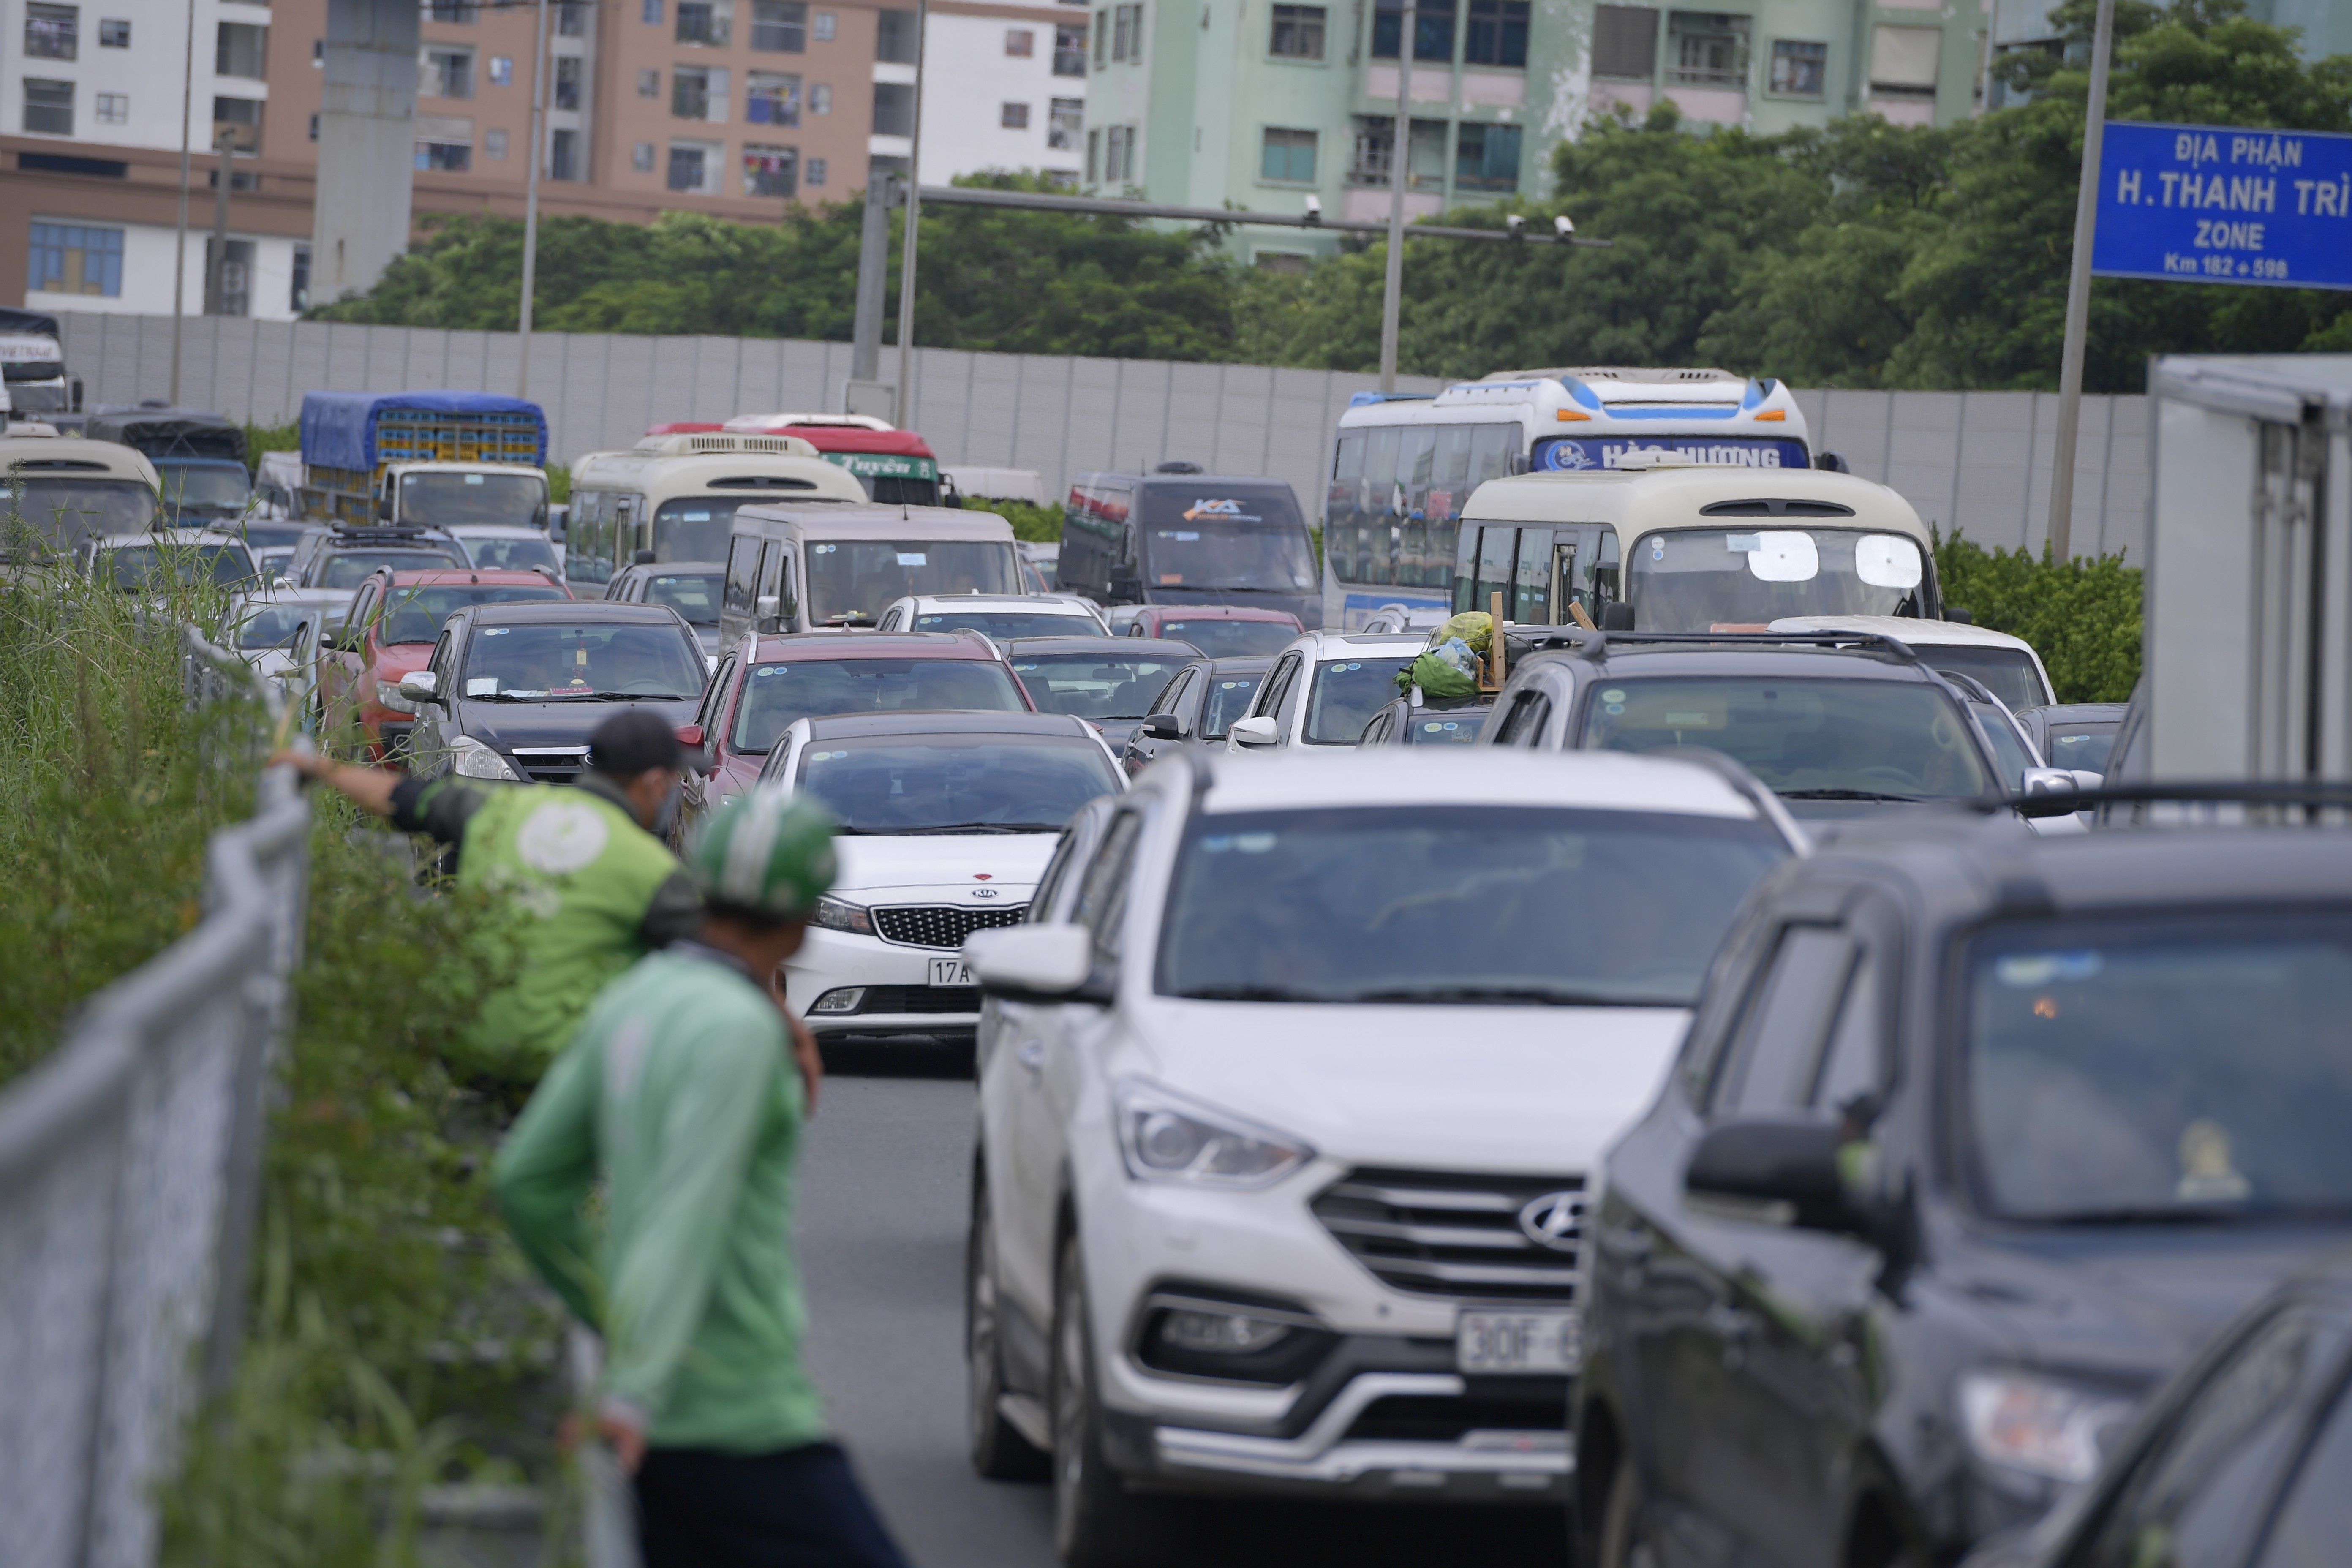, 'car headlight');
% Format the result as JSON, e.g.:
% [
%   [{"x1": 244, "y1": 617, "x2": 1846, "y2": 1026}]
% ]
[
  {"x1": 1112, "y1": 1079, "x2": 1313, "y2": 1188},
  {"x1": 1958, "y1": 1371, "x2": 2133, "y2": 1484},
  {"x1": 810, "y1": 896, "x2": 873, "y2": 936},
  {"x1": 449, "y1": 737, "x2": 520, "y2": 781}
]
